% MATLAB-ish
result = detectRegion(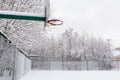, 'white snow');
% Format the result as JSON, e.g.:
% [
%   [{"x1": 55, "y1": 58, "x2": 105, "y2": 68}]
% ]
[
  {"x1": 0, "y1": 10, "x2": 44, "y2": 17},
  {"x1": 20, "y1": 70, "x2": 120, "y2": 80}
]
